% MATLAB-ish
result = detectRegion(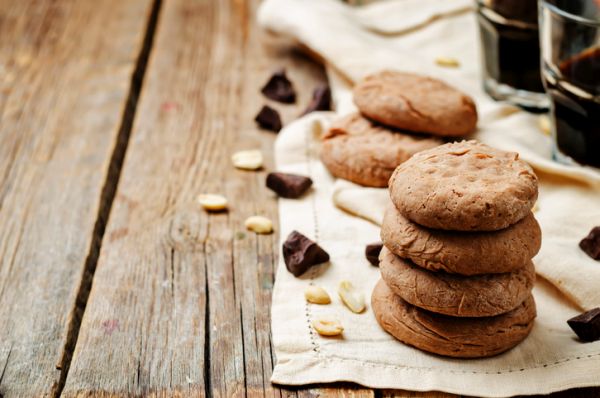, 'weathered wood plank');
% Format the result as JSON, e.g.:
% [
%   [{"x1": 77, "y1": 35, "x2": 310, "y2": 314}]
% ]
[
  {"x1": 294, "y1": 385, "x2": 376, "y2": 398},
  {"x1": 60, "y1": 0, "x2": 324, "y2": 396},
  {"x1": 59, "y1": 1, "x2": 378, "y2": 397},
  {"x1": 58, "y1": 1, "x2": 372, "y2": 397},
  {"x1": 60, "y1": 0, "x2": 217, "y2": 393},
  {"x1": 380, "y1": 390, "x2": 458, "y2": 398},
  {"x1": 0, "y1": 0, "x2": 154, "y2": 397},
  {"x1": 232, "y1": 7, "x2": 337, "y2": 398},
  {"x1": 532, "y1": 388, "x2": 600, "y2": 398}
]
